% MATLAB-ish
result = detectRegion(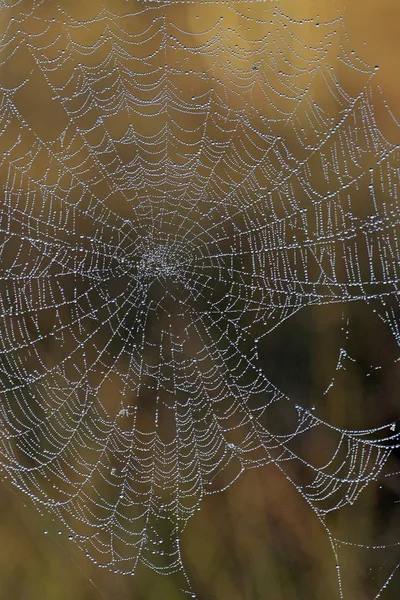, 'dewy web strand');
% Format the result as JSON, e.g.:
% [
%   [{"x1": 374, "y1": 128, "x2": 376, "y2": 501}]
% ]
[{"x1": 0, "y1": 0, "x2": 399, "y2": 597}]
